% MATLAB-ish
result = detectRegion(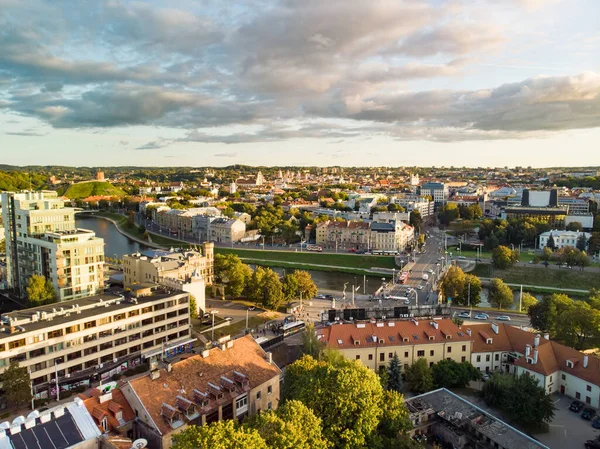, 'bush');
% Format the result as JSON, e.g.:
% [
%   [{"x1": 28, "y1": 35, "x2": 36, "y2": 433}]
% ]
[
  {"x1": 112, "y1": 374, "x2": 122, "y2": 382},
  {"x1": 61, "y1": 390, "x2": 73, "y2": 399},
  {"x1": 72, "y1": 385, "x2": 87, "y2": 394},
  {"x1": 34, "y1": 399, "x2": 48, "y2": 408}
]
